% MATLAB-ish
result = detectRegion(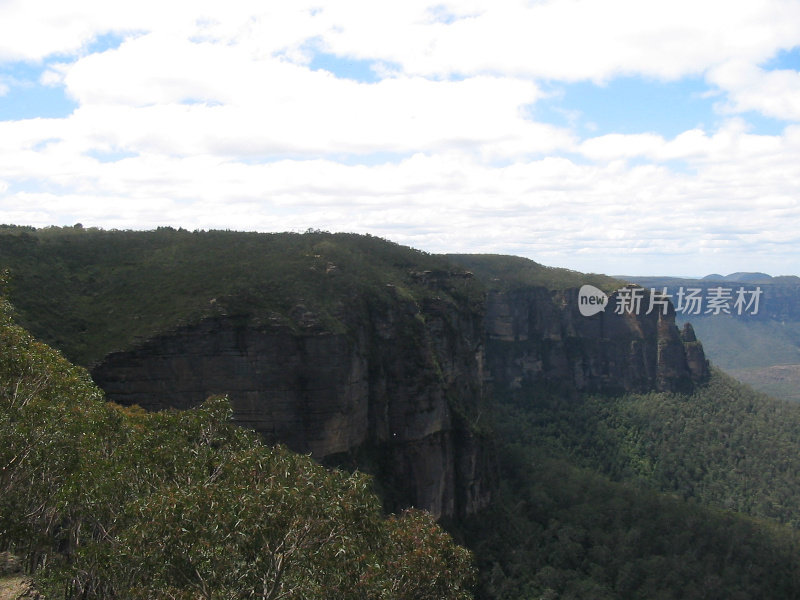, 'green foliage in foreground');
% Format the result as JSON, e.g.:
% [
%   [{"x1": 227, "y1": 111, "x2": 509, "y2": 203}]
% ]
[{"x1": 0, "y1": 293, "x2": 475, "y2": 599}]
